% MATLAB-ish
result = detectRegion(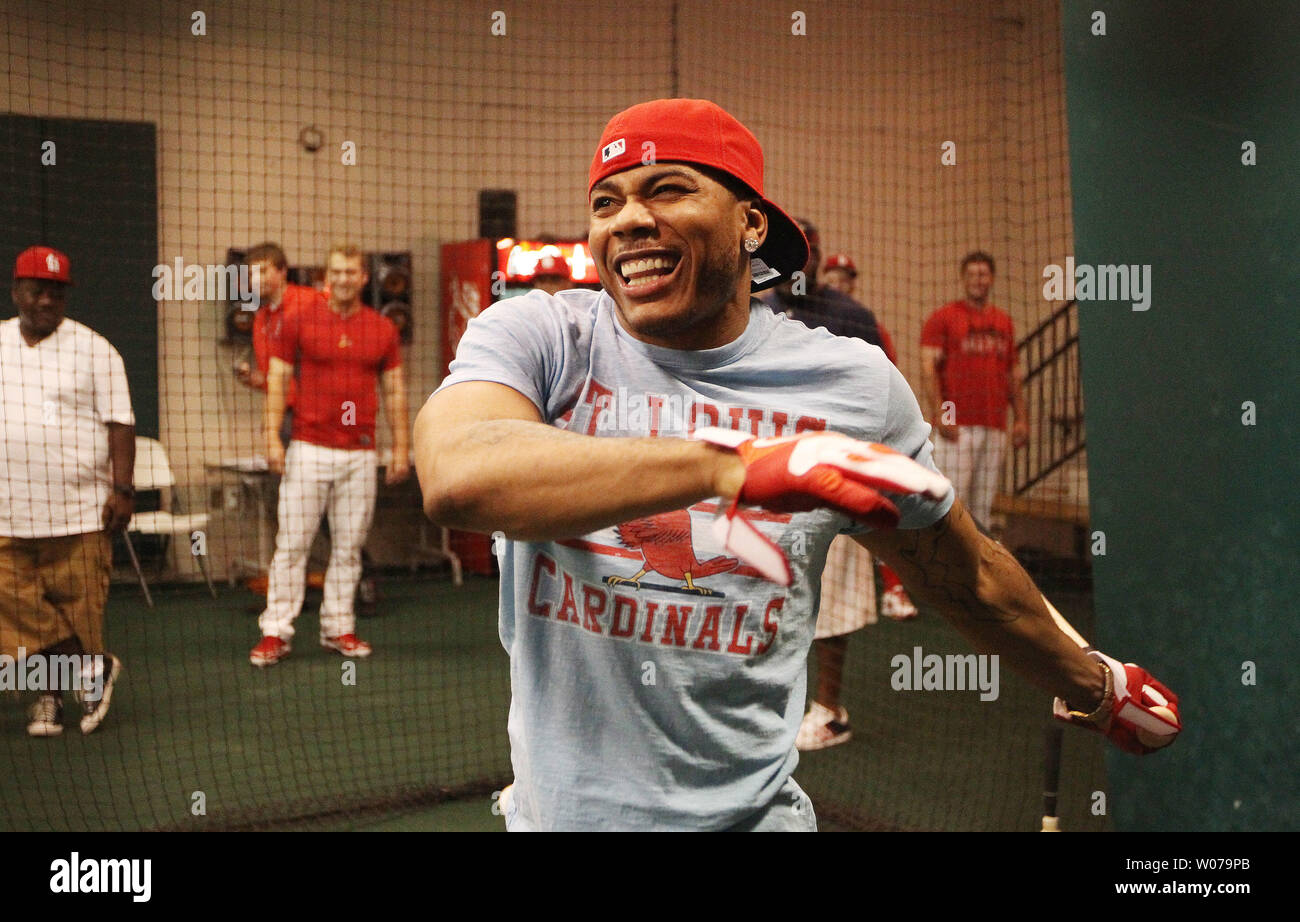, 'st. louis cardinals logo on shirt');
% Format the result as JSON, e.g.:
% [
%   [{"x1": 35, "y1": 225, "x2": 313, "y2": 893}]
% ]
[
  {"x1": 526, "y1": 493, "x2": 799, "y2": 659},
  {"x1": 526, "y1": 542, "x2": 785, "y2": 660},
  {"x1": 605, "y1": 510, "x2": 738, "y2": 597}
]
